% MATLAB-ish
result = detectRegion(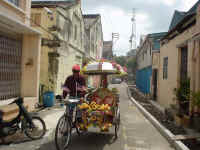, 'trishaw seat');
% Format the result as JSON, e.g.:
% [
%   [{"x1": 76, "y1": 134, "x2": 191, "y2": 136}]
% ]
[
  {"x1": 66, "y1": 99, "x2": 80, "y2": 104},
  {"x1": 90, "y1": 88, "x2": 116, "y2": 107}
]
